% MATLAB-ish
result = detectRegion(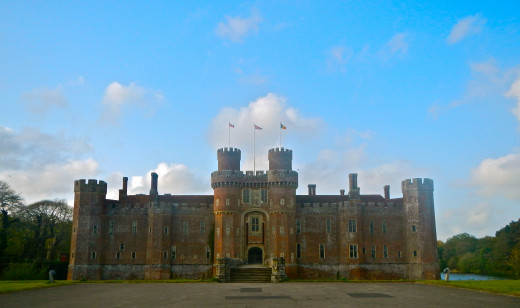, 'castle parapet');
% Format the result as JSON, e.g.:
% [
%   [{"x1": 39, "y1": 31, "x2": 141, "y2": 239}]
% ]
[
  {"x1": 401, "y1": 178, "x2": 434, "y2": 192},
  {"x1": 268, "y1": 147, "x2": 292, "y2": 171},
  {"x1": 217, "y1": 147, "x2": 241, "y2": 171},
  {"x1": 74, "y1": 179, "x2": 107, "y2": 193}
]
